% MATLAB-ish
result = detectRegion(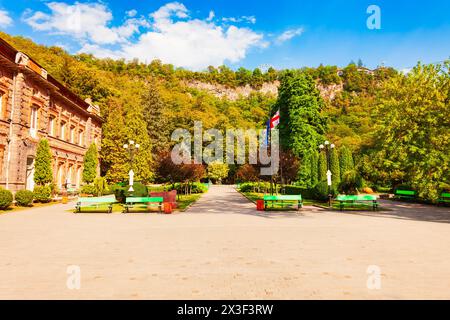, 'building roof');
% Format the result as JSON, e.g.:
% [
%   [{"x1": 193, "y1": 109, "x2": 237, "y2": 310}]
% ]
[{"x1": 0, "y1": 36, "x2": 102, "y2": 123}]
